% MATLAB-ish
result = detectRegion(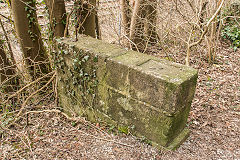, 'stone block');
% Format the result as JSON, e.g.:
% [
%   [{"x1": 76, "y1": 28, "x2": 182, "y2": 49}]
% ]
[{"x1": 55, "y1": 35, "x2": 198, "y2": 150}]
